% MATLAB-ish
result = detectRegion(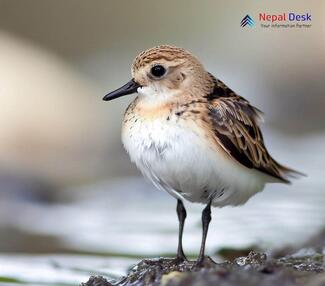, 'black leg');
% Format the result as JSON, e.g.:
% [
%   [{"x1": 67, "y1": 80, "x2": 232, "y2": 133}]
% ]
[
  {"x1": 196, "y1": 200, "x2": 212, "y2": 265},
  {"x1": 176, "y1": 199, "x2": 187, "y2": 261}
]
